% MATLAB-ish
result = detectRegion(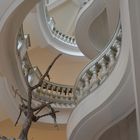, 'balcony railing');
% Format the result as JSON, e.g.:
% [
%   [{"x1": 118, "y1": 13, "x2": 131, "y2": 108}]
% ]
[
  {"x1": 43, "y1": 0, "x2": 92, "y2": 48},
  {"x1": 46, "y1": 14, "x2": 77, "y2": 47},
  {"x1": 73, "y1": 21, "x2": 122, "y2": 103},
  {"x1": 16, "y1": 20, "x2": 122, "y2": 108},
  {"x1": 16, "y1": 28, "x2": 75, "y2": 108}
]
